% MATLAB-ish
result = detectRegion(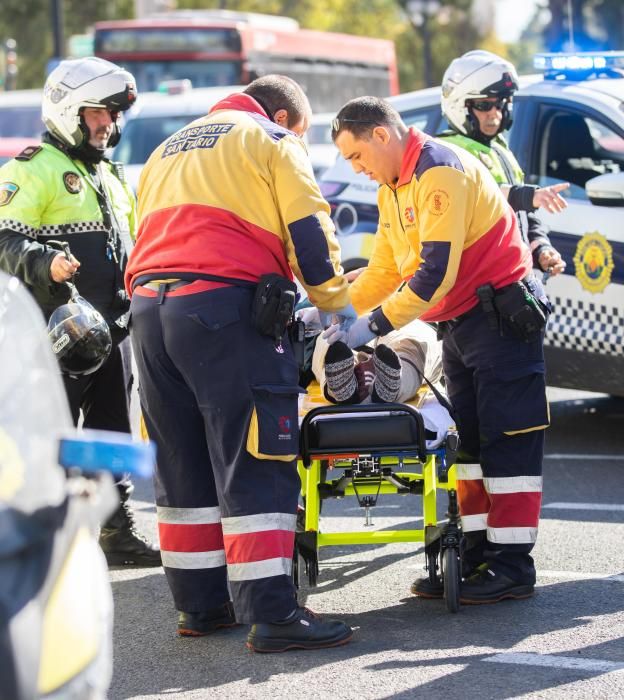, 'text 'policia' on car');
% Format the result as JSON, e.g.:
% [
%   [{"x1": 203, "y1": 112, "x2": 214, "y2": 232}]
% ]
[{"x1": 319, "y1": 51, "x2": 624, "y2": 397}]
